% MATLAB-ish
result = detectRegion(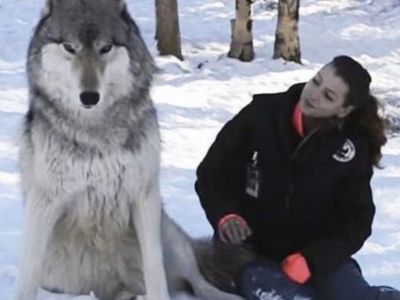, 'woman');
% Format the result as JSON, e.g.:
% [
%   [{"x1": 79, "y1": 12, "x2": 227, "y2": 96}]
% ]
[{"x1": 195, "y1": 56, "x2": 400, "y2": 299}]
